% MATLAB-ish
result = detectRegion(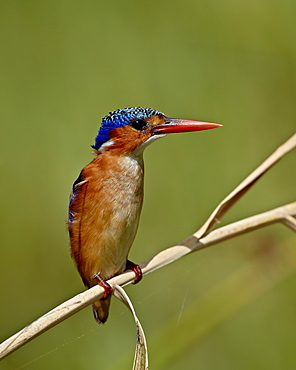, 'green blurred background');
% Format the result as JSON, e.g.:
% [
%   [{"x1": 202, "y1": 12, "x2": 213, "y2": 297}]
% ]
[{"x1": 1, "y1": 1, "x2": 296, "y2": 369}]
